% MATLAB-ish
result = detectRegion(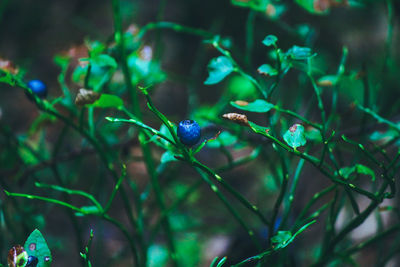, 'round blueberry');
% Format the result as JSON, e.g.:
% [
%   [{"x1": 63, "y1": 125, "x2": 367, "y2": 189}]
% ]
[
  {"x1": 26, "y1": 255, "x2": 38, "y2": 267},
  {"x1": 177, "y1": 120, "x2": 201, "y2": 146},
  {"x1": 27, "y1": 80, "x2": 47, "y2": 98}
]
